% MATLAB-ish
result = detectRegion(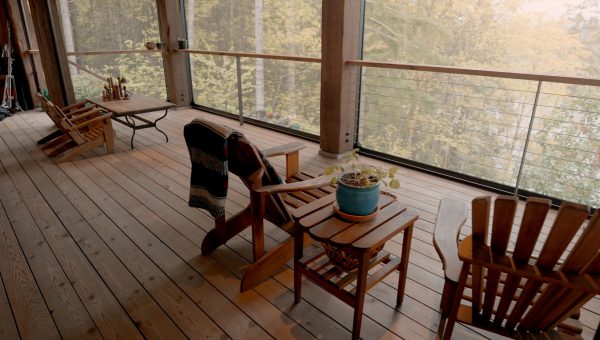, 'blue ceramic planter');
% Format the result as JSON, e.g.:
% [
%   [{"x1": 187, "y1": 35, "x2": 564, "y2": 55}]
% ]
[{"x1": 336, "y1": 179, "x2": 380, "y2": 216}]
